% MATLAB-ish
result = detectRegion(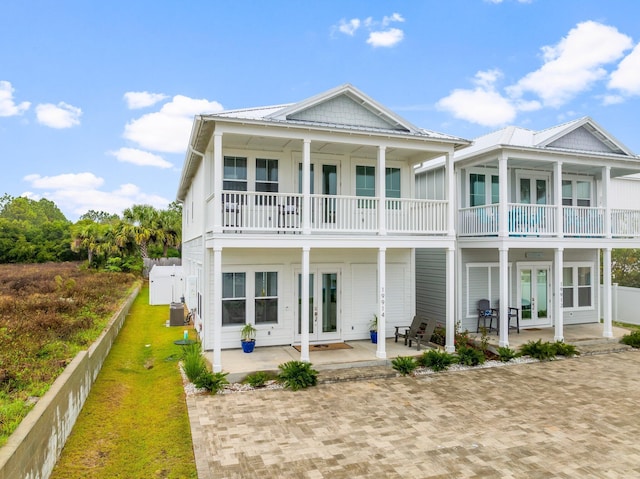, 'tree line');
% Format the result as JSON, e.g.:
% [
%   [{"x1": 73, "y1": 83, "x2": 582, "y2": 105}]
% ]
[{"x1": 0, "y1": 194, "x2": 181, "y2": 273}]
